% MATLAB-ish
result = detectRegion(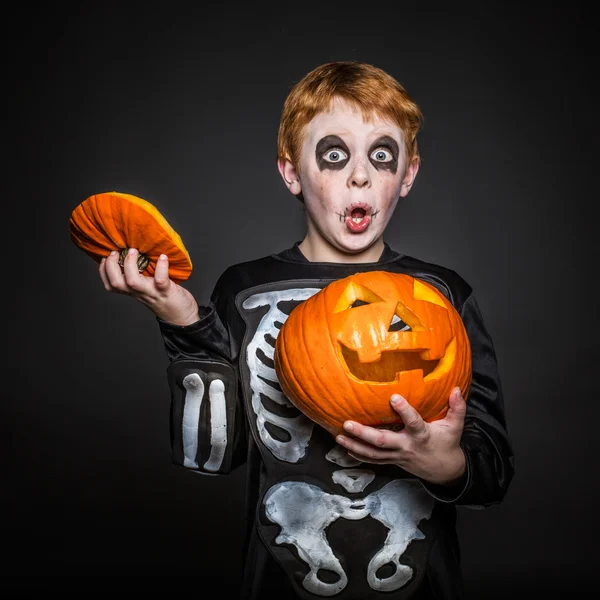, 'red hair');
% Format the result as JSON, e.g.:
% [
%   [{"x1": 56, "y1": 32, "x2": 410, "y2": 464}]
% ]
[{"x1": 277, "y1": 61, "x2": 423, "y2": 170}]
